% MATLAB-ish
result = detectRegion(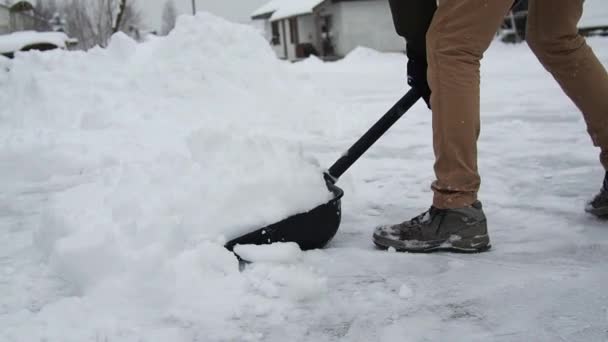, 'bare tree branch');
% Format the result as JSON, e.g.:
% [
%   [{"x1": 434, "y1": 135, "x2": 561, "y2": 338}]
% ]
[
  {"x1": 113, "y1": 0, "x2": 127, "y2": 34},
  {"x1": 61, "y1": 0, "x2": 143, "y2": 50}
]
